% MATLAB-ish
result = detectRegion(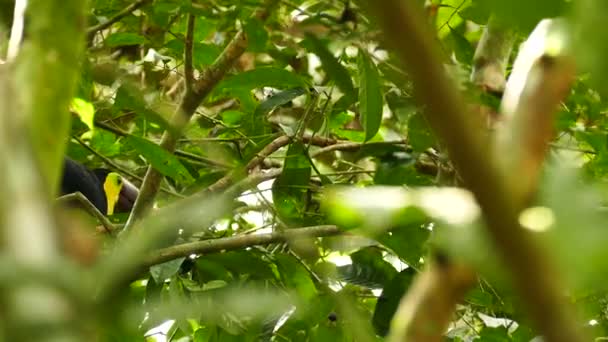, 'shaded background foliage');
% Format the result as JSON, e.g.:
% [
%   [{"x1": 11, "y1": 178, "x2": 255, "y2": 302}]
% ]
[{"x1": 2, "y1": 0, "x2": 608, "y2": 341}]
